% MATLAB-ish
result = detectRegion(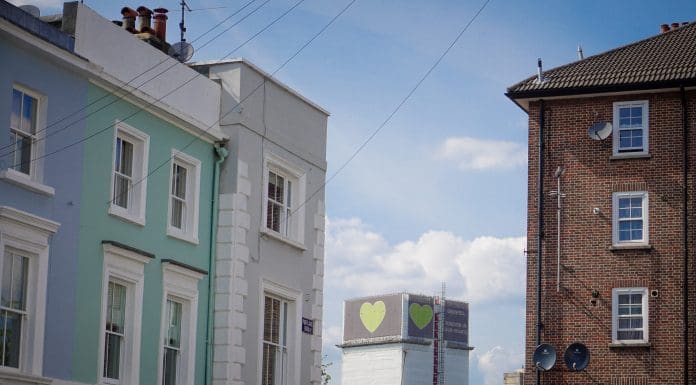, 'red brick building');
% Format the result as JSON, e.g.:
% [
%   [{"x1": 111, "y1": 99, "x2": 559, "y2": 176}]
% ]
[{"x1": 507, "y1": 22, "x2": 696, "y2": 385}]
